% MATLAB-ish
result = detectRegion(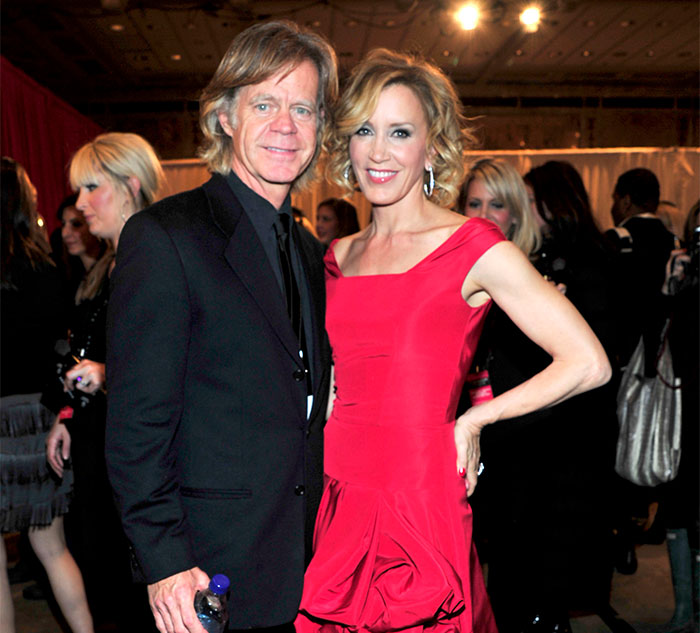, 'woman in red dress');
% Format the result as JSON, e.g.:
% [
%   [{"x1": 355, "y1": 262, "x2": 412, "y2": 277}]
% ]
[{"x1": 296, "y1": 49, "x2": 611, "y2": 633}]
